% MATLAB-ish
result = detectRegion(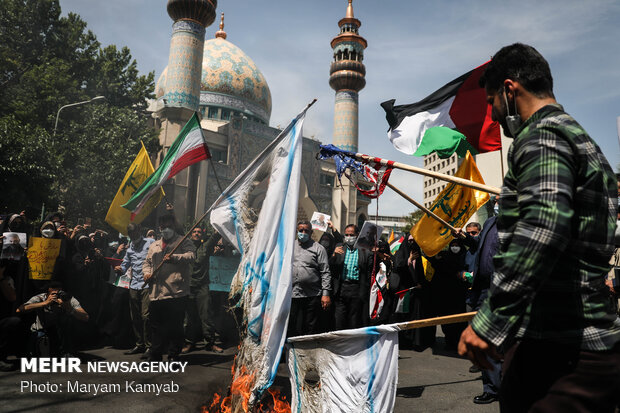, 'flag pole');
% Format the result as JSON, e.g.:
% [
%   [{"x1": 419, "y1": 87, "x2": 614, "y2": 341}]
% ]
[
  {"x1": 386, "y1": 182, "x2": 465, "y2": 237},
  {"x1": 354, "y1": 152, "x2": 501, "y2": 195},
  {"x1": 150, "y1": 98, "x2": 319, "y2": 278},
  {"x1": 396, "y1": 311, "x2": 477, "y2": 331}
]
